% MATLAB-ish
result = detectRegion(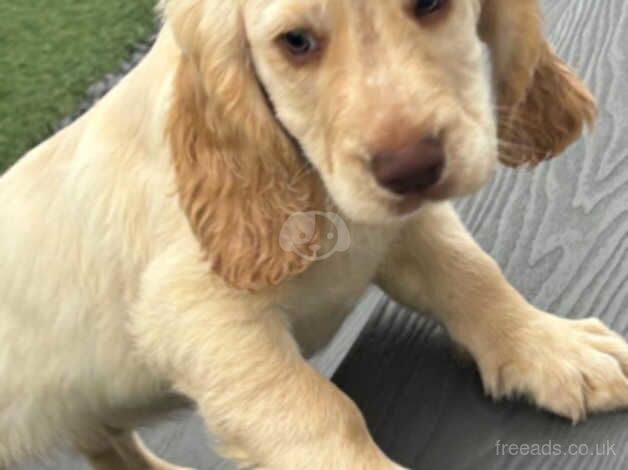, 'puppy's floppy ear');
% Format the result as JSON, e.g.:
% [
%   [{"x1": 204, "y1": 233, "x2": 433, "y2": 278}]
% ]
[
  {"x1": 479, "y1": 0, "x2": 596, "y2": 166},
  {"x1": 163, "y1": 0, "x2": 325, "y2": 290}
]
